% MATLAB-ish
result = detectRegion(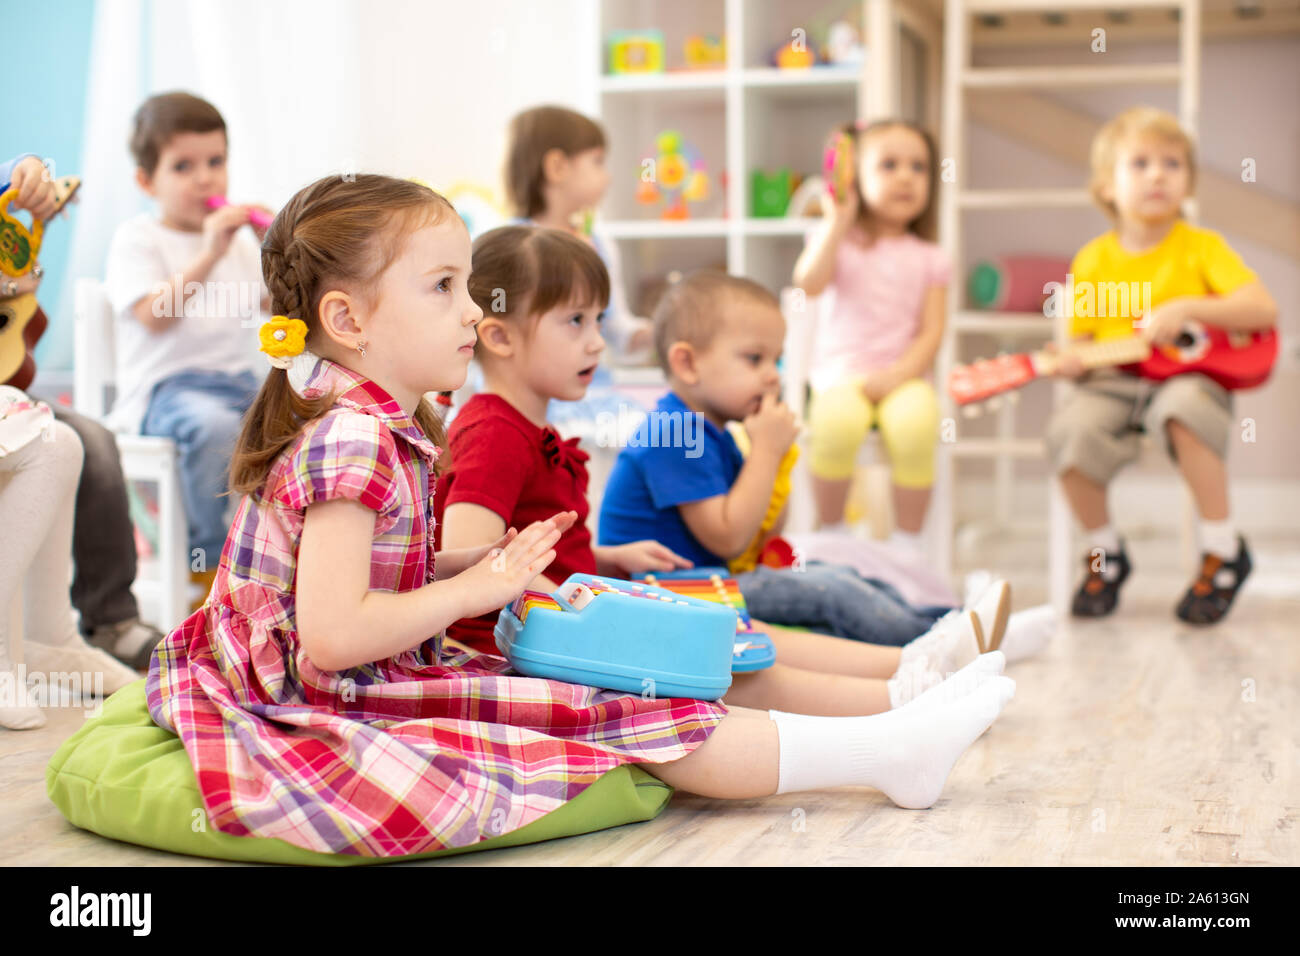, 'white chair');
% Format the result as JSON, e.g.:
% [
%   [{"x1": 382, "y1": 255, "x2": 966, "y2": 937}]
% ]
[
  {"x1": 73, "y1": 278, "x2": 190, "y2": 634},
  {"x1": 779, "y1": 287, "x2": 952, "y2": 564}
]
